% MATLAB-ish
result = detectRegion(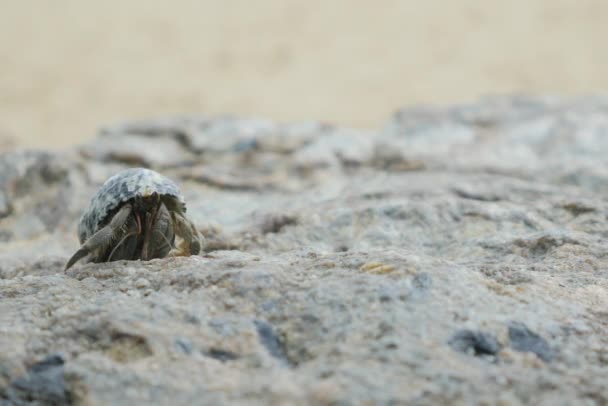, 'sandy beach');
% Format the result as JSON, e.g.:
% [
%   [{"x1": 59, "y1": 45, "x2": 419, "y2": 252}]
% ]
[{"x1": 1, "y1": 0, "x2": 607, "y2": 148}]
